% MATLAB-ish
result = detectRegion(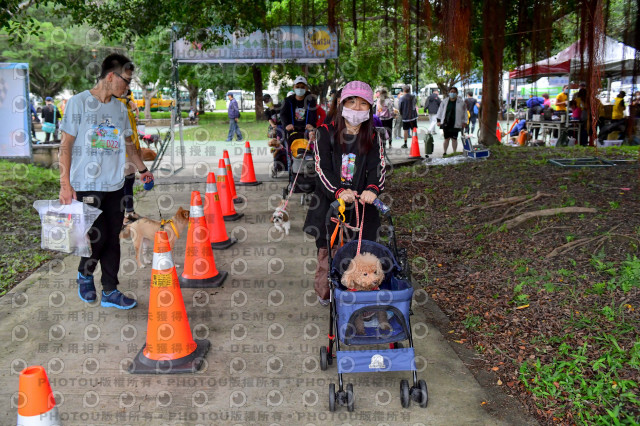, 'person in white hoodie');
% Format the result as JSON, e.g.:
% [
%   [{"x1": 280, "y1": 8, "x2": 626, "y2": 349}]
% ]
[{"x1": 436, "y1": 87, "x2": 468, "y2": 156}]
